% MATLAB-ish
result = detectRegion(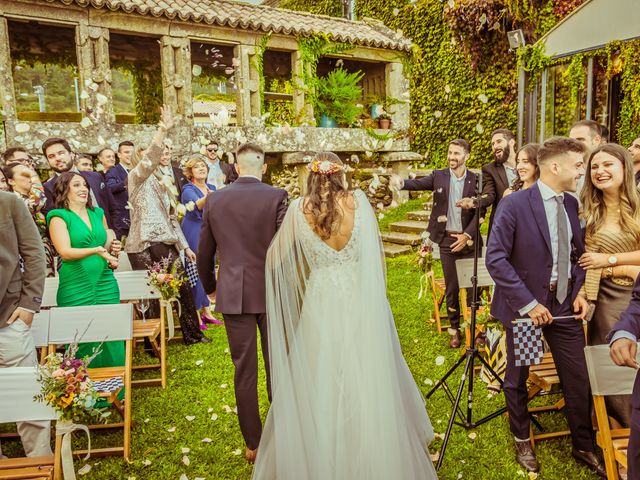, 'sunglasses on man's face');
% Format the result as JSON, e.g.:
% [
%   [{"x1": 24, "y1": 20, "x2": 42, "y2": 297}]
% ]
[{"x1": 207, "y1": 147, "x2": 217, "y2": 153}]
